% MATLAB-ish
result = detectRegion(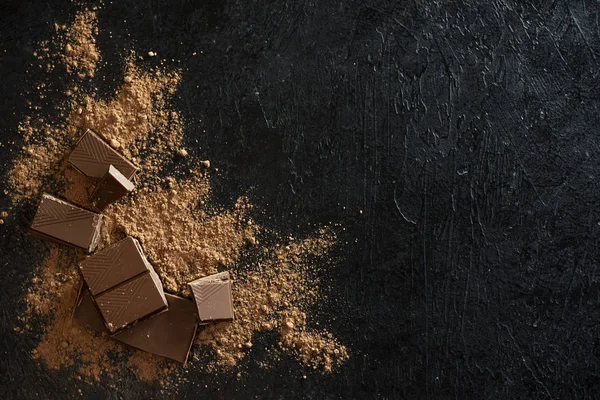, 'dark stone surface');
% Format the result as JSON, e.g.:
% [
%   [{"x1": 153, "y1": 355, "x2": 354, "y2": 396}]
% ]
[{"x1": 2, "y1": 0, "x2": 600, "y2": 398}]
